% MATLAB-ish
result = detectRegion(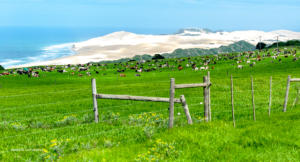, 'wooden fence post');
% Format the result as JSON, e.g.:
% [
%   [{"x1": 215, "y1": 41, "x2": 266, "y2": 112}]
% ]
[
  {"x1": 292, "y1": 88, "x2": 300, "y2": 108},
  {"x1": 180, "y1": 95, "x2": 193, "y2": 124},
  {"x1": 283, "y1": 75, "x2": 291, "y2": 112},
  {"x1": 207, "y1": 71, "x2": 211, "y2": 121},
  {"x1": 268, "y1": 76, "x2": 272, "y2": 117},
  {"x1": 91, "y1": 78, "x2": 99, "y2": 123},
  {"x1": 203, "y1": 76, "x2": 209, "y2": 122},
  {"x1": 231, "y1": 75, "x2": 235, "y2": 127},
  {"x1": 169, "y1": 78, "x2": 175, "y2": 128},
  {"x1": 251, "y1": 77, "x2": 256, "y2": 121}
]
